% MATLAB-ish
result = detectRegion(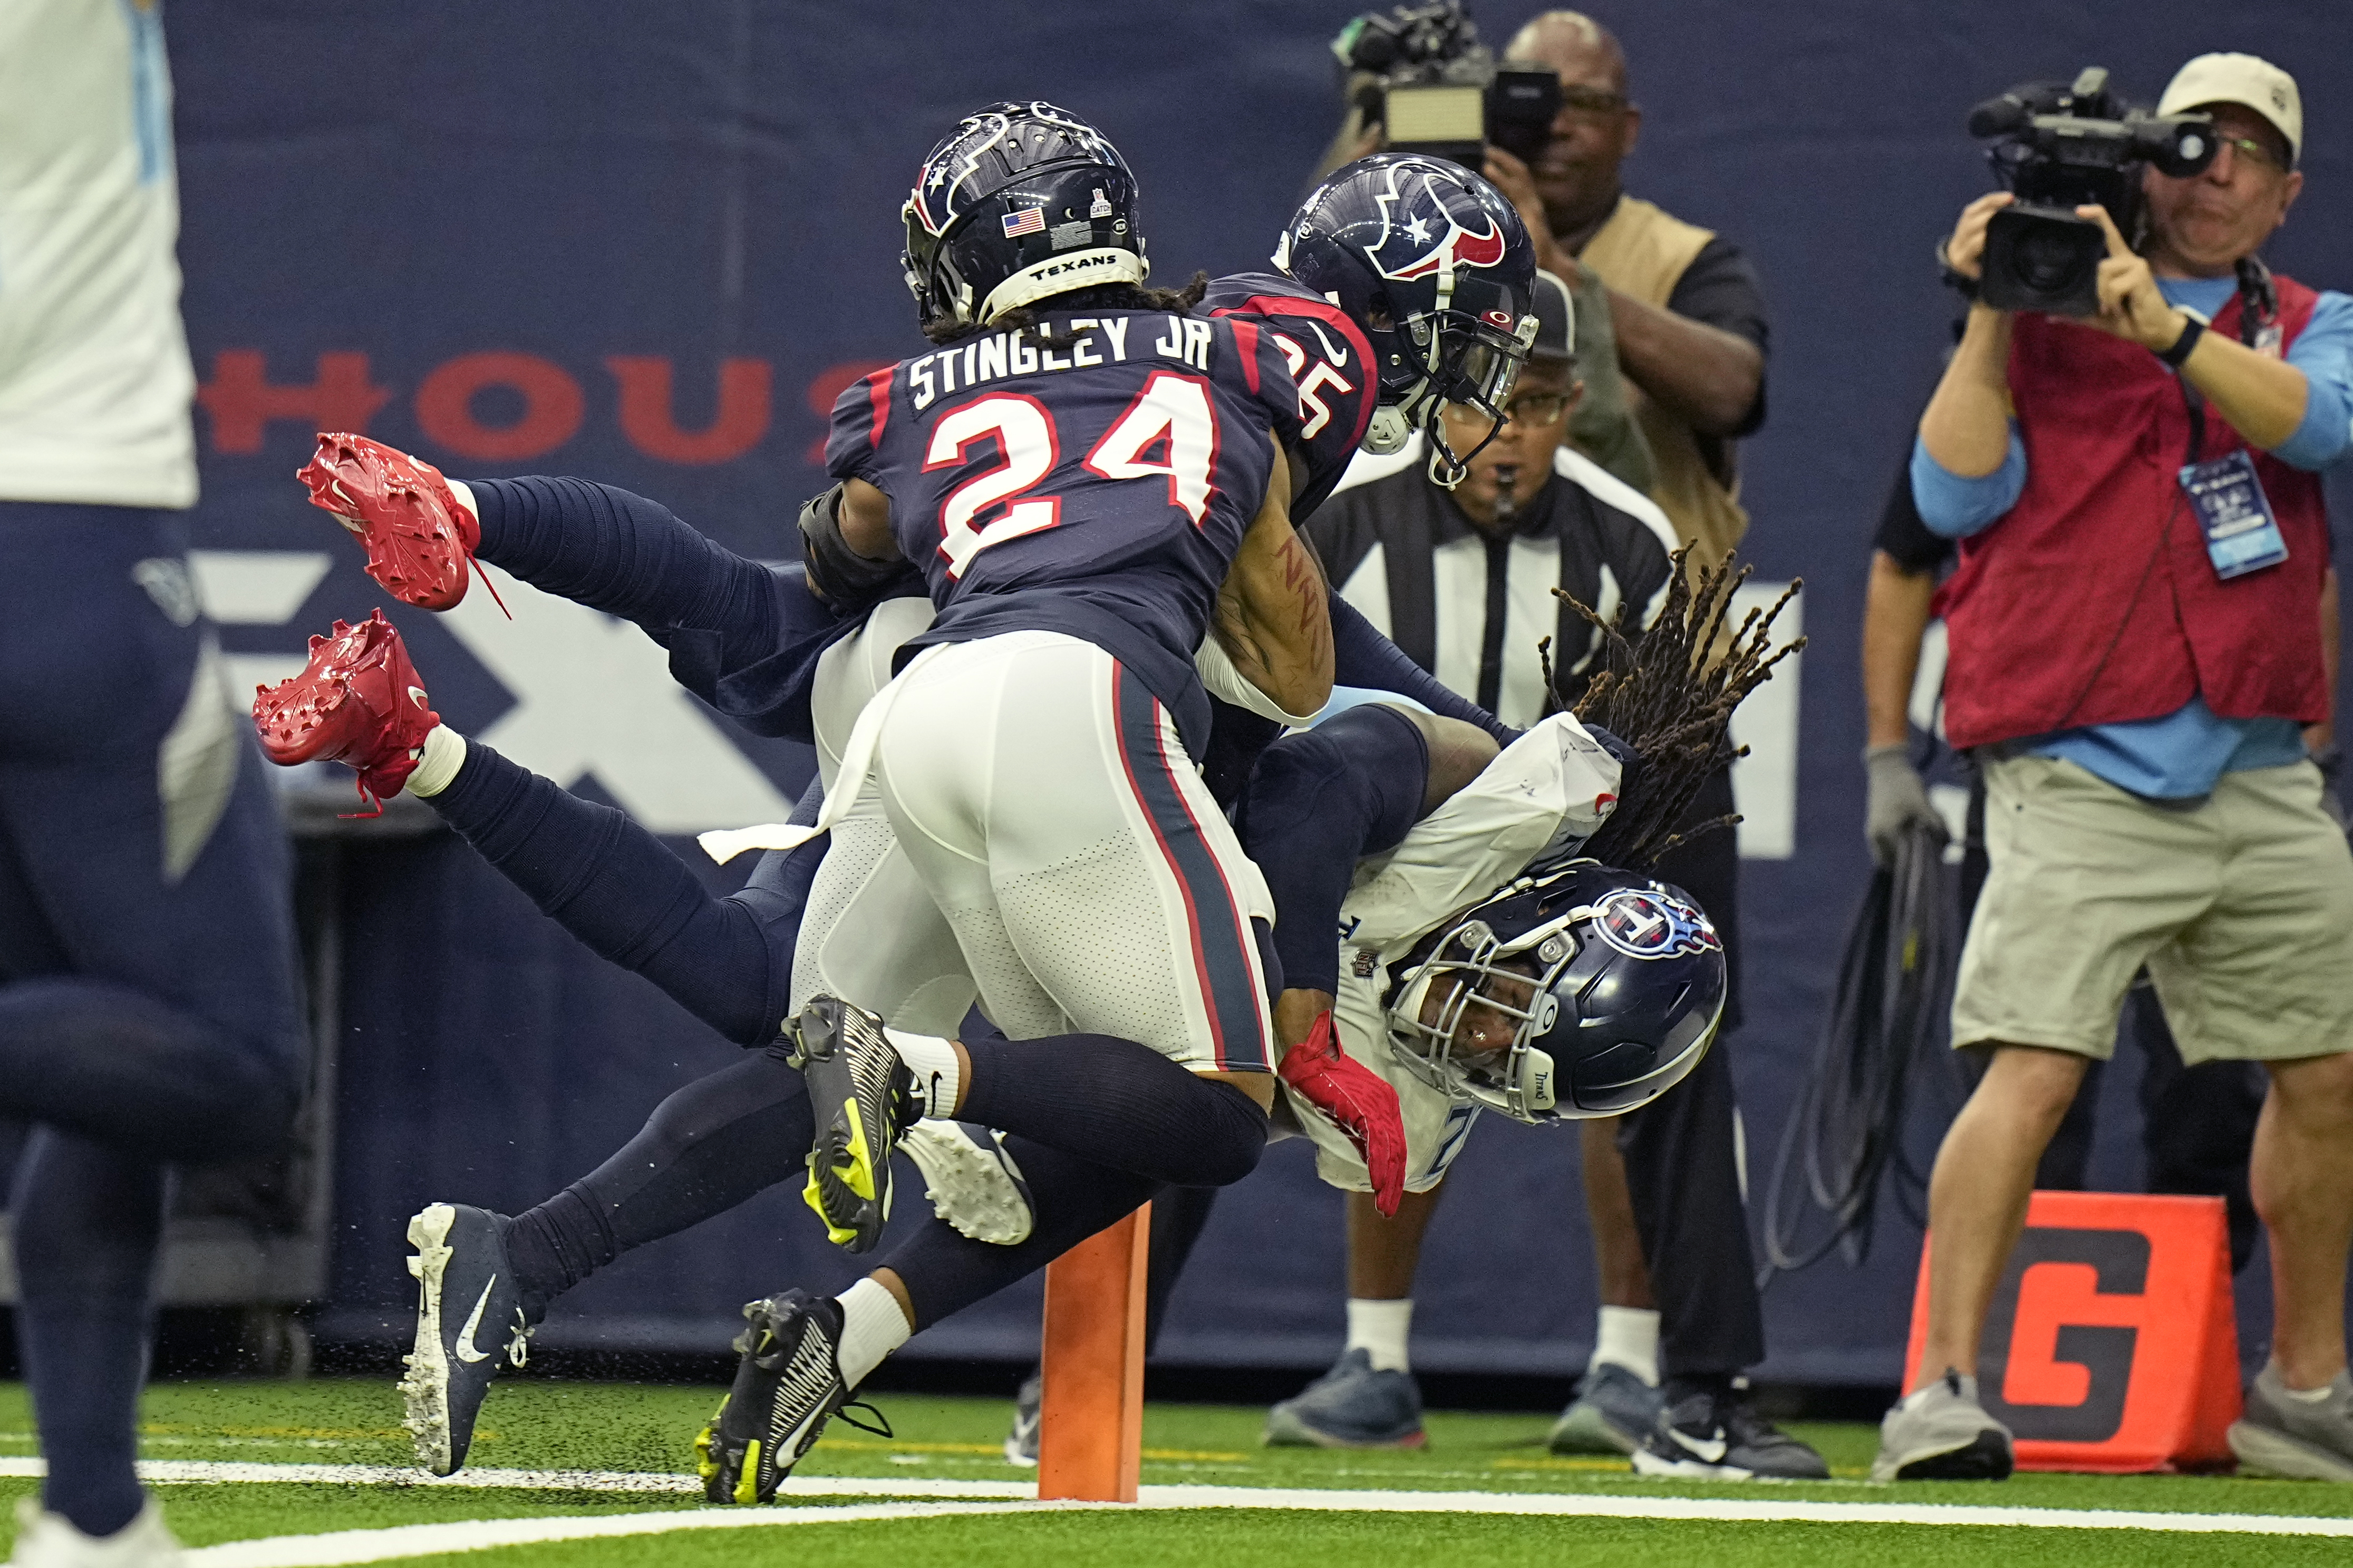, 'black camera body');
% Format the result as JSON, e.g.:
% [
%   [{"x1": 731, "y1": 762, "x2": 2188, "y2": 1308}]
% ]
[
  {"x1": 1969, "y1": 66, "x2": 2216, "y2": 316},
  {"x1": 1337, "y1": 0, "x2": 1561, "y2": 170}
]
